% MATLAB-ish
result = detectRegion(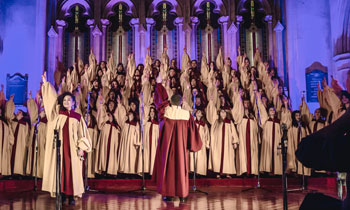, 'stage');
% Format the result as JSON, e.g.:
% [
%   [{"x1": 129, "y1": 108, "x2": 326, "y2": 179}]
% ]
[{"x1": 0, "y1": 177, "x2": 339, "y2": 210}]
